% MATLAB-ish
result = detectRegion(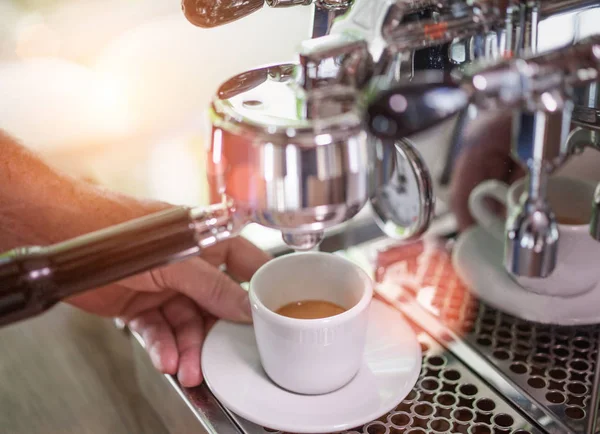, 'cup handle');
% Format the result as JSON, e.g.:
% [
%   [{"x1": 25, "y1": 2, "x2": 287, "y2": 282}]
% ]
[{"x1": 468, "y1": 180, "x2": 509, "y2": 241}]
